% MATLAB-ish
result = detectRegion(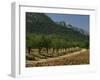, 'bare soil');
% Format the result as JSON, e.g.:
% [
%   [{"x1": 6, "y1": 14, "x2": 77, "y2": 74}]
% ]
[{"x1": 26, "y1": 49, "x2": 89, "y2": 67}]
